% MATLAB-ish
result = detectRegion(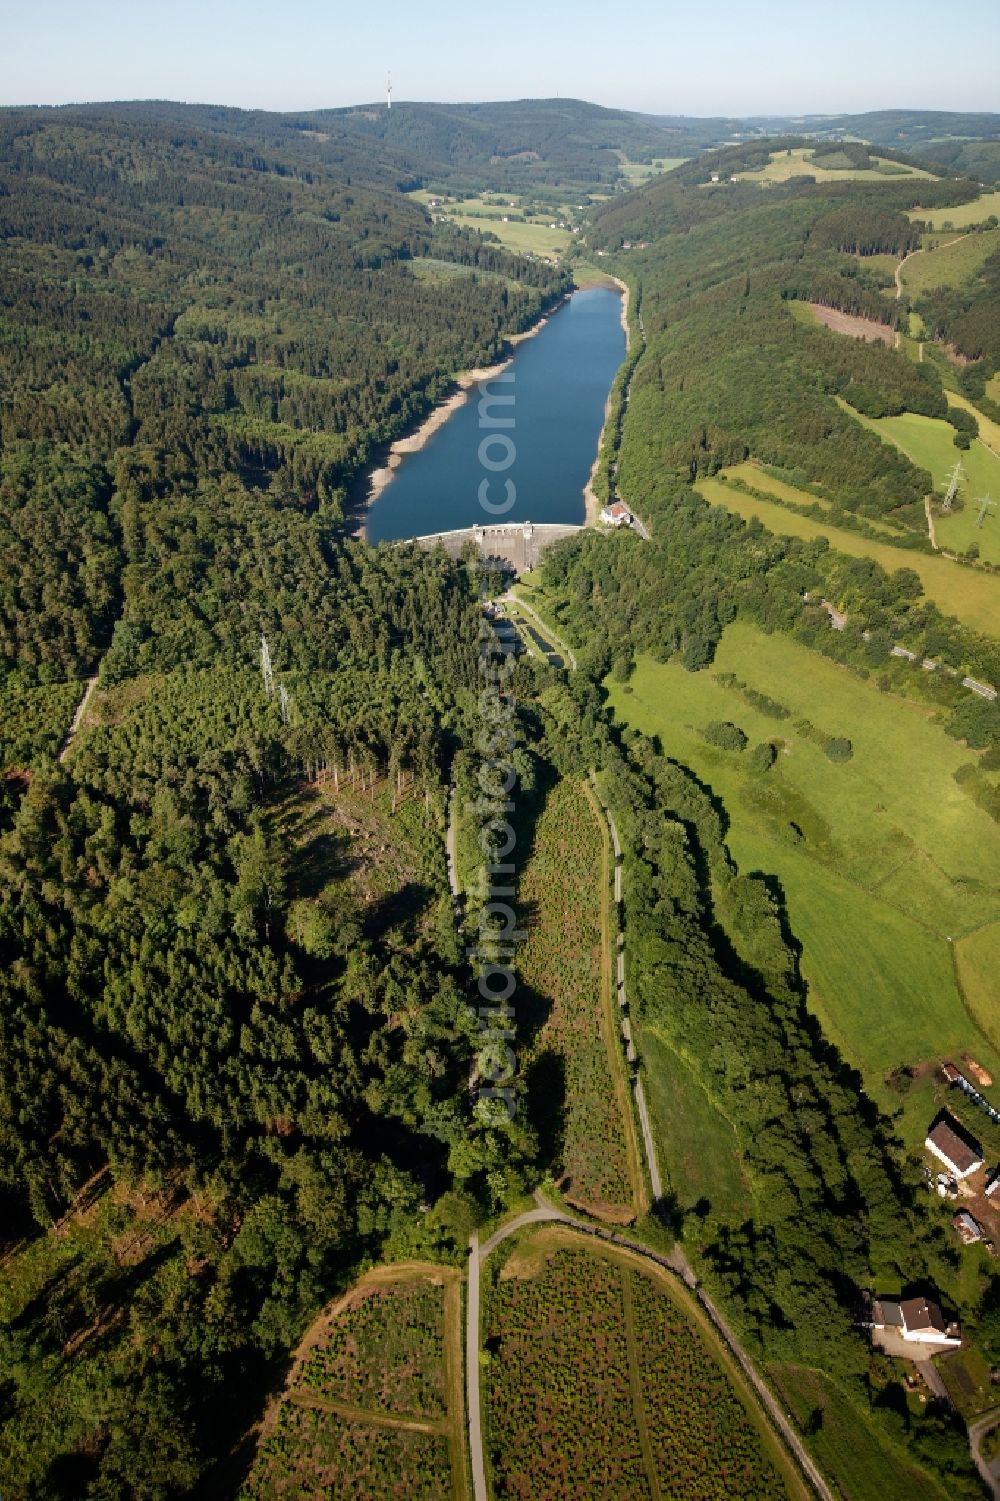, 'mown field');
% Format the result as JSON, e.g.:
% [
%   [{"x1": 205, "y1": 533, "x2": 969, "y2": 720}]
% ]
[
  {"x1": 697, "y1": 470, "x2": 1000, "y2": 633},
  {"x1": 769, "y1": 1364, "x2": 950, "y2": 1501},
  {"x1": 243, "y1": 1267, "x2": 466, "y2": 1500},
  {"x1": 637, "y1": 1028, "x2": 749, "y2": 1227},
  {"x1": 847, "y1": 407, "x2": 1000, "y2": 563},
  {"x1": 734, "y1": 147, "x2": 934, "y2": 185},
  {"x1": 517, "y1": 777, "x2": 643, "y2": 1220},
  {"x1": 619, "y1": 157, "x2": 687, "y2": 185},
  {"x1": 907, "y1": 189, "x2": 1000, "y2": 230},
  {"x1": 899, "y1": 229, "x2": 1000, "y2": 295},
  {"x1": 406, "y1": 190, "x2": 572, "y2": 259},
  {"x1": 605, "y1": 622, "x2": 1000, "y2": 1097},
  {"x1": 483, "y1": 1229, "x2": 803, "y2": 1500}
]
